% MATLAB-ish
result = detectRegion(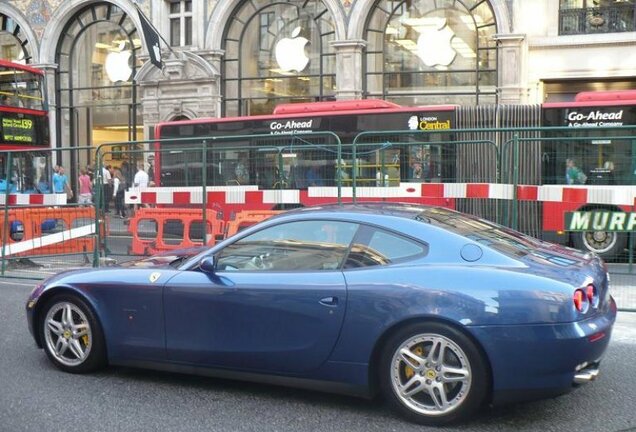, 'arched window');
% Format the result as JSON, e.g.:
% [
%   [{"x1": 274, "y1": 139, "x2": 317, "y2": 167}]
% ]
[
  {"x1": 222, "y1": 0, "x2": 336, "y2": 116},
  {"x1": 0, "y1": 13, "x2": 32, "y2": 63},
  {"x1": 365, "y1": 0, "x2": 498, "y2": 106},
  {"x1": 55, "y1": 2, "x2": 143, "y2": 171}
]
